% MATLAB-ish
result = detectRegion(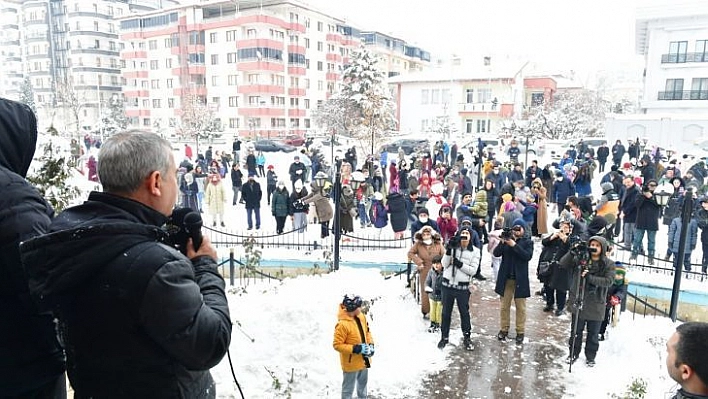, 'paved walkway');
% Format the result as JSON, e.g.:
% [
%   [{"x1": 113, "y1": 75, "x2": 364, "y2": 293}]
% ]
[{"x1": 416, "y1": 250, "x2": 573, "y2": 399}]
